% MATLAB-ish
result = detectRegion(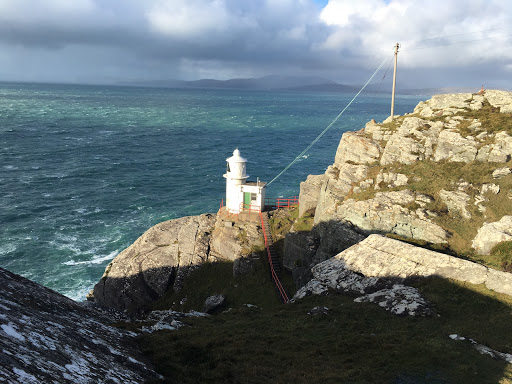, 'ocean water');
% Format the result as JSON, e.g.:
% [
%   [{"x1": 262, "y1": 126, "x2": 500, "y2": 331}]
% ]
[{"x1": 0, "y1": 82, "x2": 423, "y2": 300}]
